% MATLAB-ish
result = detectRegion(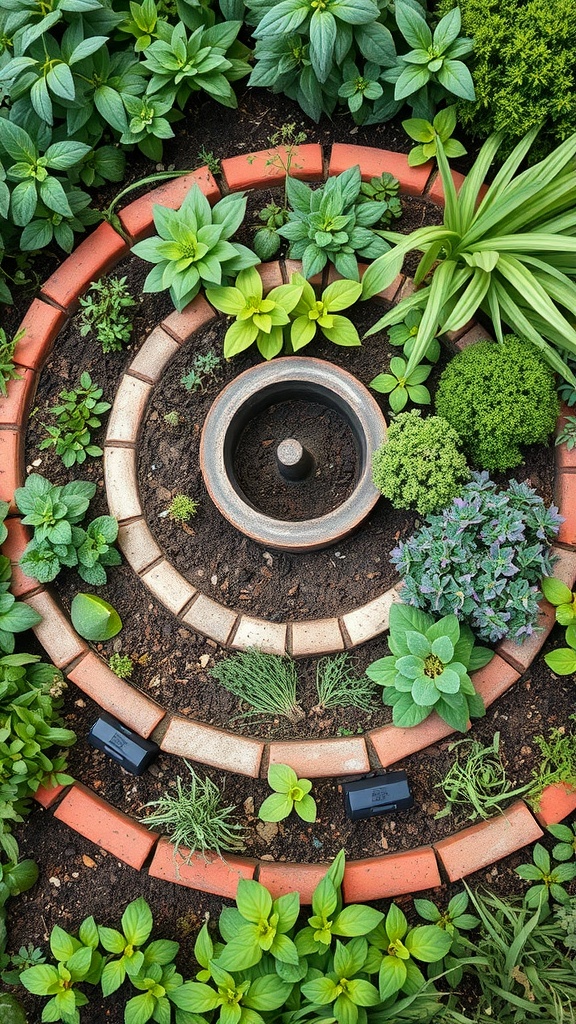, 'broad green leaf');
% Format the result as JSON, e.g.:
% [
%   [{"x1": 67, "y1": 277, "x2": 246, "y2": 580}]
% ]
[
  {"x1": 122, "y1": 897, "x2": 153, "y2": 947},
  {"x1": 258, "y1": 792, "x2": 293, "y2": 822},
  {"x1": 268, "y1": 763, "x2": 298, "y2": 793},
  {"x1": 378, "y1": 955, "x2": 407, "y2": 1000},
  {"x1": 544, "y1": 648, "x2": 576, "y2": 675},
  {"x1": 541, "y1": 577, "x2": 573, "y2": 606},
  {"x1": 236, "y1": 879, "x2": 272, "y2": 924},
  {"x1": 333, "y1": 904, "x2": 384, "y2": 937},
  {"x1": 405, "y1": 925, "x2": 452, "y2": 962}
]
